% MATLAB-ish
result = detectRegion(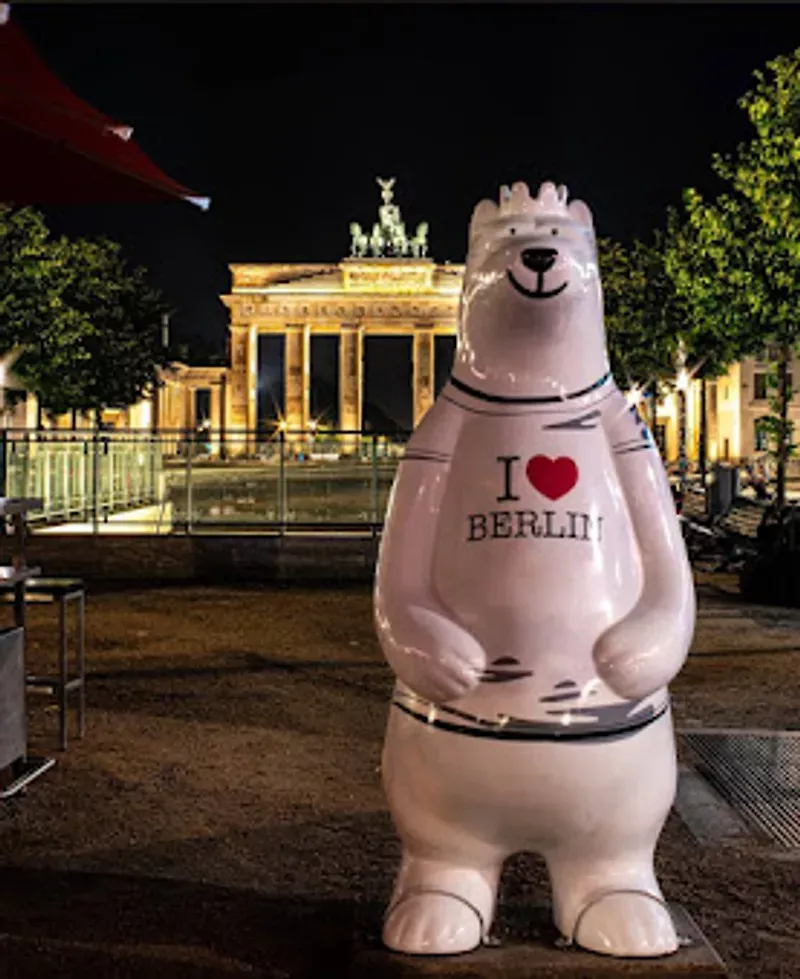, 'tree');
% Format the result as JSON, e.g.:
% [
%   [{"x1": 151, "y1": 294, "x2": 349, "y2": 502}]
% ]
[
  {"x1": 2, "y1": 207, "x2": 177, "y2": 425},
  {"x1": 12, "y1": 235, "x2": 175, "y2": 424},
  {"x1": 599, "y1": 234, "x2": 681, "y2": 398},
  {"x1": 662, "y1": 207, "x2": 752, "y2": 496},
  {"x1": 0, "y1": 206, "x2": 91, "y2": 420},
  {"x1": 669, "y1": 48, "x2": 800, "y2": 507}
]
